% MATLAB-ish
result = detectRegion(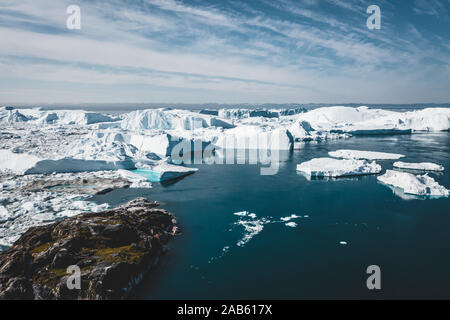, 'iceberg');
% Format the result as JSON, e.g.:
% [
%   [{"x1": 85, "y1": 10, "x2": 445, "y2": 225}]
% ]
[
  {"x1": 329, "y1": 150, "x2": 405, "y2": 160},
  {"x1": 121, "y1": 108, "x2": 233, "y2": 131},
  {"x1": 393, "y1": 161, "x2": 445, "y2": 172},
  {"x1": 213, "y1": 126, "x2": 294, "y2": 151},
  {"x1": 217, "y1": 107, "x2": 306, "y2": 120},
  {"x1": 0, "y1": 108, "x2": 31, "y2": 123},
  {"x1": 128, "y1": 133, "x2": 182, "y2": 157},
  {"x1": 292, "y1": 106, "x2": 450, "y2": 134},
  {"x1": 0, "y1": 149, "x2": 136, "y2": 175},
  {"x1": 16, "y1": 108, "x2": 120, "y2": 126},
  {"x1": 296, "y1": 157, "x2": 382, "y2": 178},
  {"x1": 378, "y1": 170, "x2": 449, "y2": 197}
]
